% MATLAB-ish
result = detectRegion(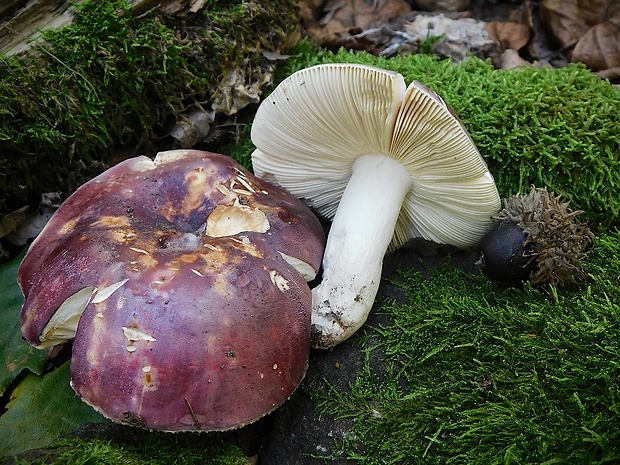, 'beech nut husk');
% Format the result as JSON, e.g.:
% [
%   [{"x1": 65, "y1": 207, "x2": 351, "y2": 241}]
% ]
[{"x1": 477, "y1": 187, "x2": 594, "y2": 286}]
